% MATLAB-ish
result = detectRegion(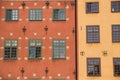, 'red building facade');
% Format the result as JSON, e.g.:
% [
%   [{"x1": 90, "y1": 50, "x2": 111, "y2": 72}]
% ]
[{"x1": 0, "y1": 0, "x2": 76, "y2": 80}]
